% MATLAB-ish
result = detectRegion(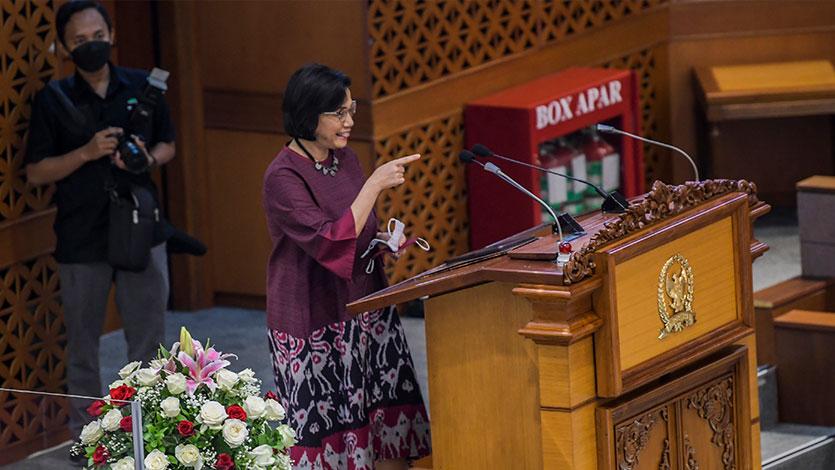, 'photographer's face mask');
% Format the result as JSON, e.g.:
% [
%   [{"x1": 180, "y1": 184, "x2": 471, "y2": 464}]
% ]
[{"x1": 71, "y1": 40, "x2": 111, "y2": 73}]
